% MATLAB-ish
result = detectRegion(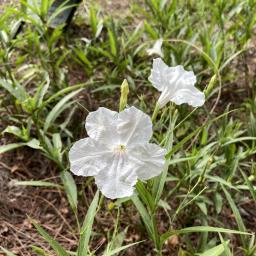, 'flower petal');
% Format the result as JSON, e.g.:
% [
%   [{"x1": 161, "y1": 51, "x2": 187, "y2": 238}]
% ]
[
  {"x1": 171, "y1": 86, "x2": 205, "y2": 107},
  {"x1": 69, "y1": 138, "x2": 112, "y2": 177},
  {"x1": 95, "y1": 154, "x2": 137, "y2": 199},
  {"x1": 85, "y1": 107, "x2": 119, "y2": 145},
  {"x1": 117, "y1": 106, "x2": 152, "y2": 145},
  {"x1": 148, "y1": 58, "x2": 169, "y2": 91},
  {"x1": 129, "y1": 143, "x2": 166, "y2": 180}
]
